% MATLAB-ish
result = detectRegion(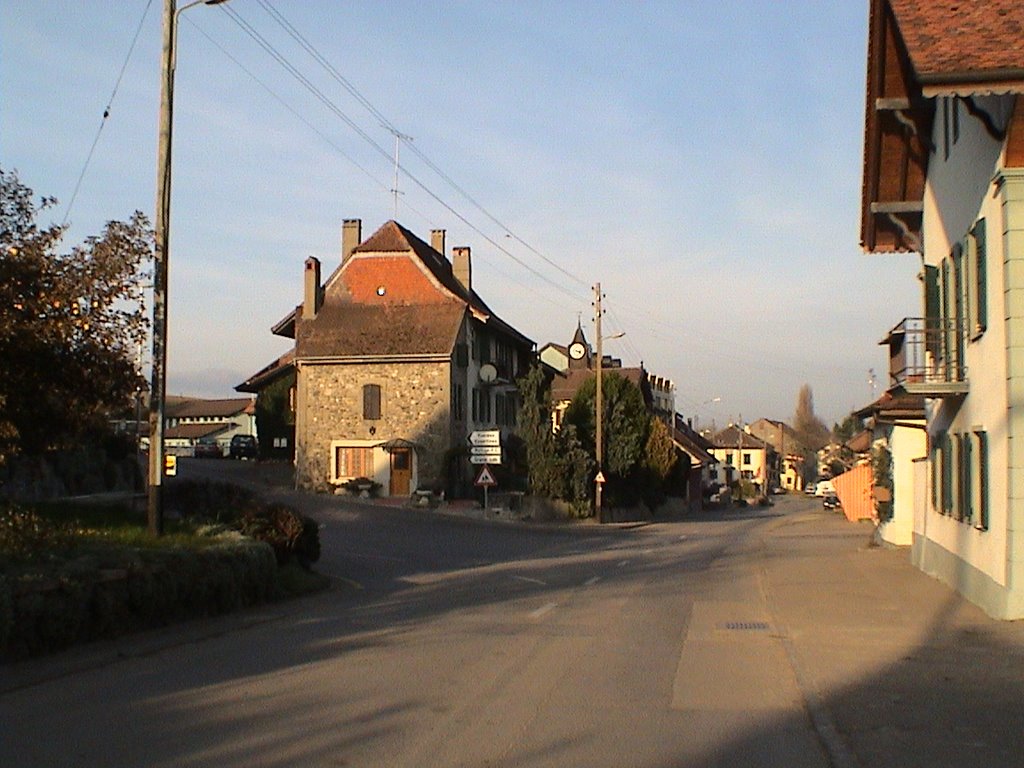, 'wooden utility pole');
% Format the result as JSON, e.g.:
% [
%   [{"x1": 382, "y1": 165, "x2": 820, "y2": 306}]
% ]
[{"x1": 594, "y1": 282, "x2": 605, "y2": 521}]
